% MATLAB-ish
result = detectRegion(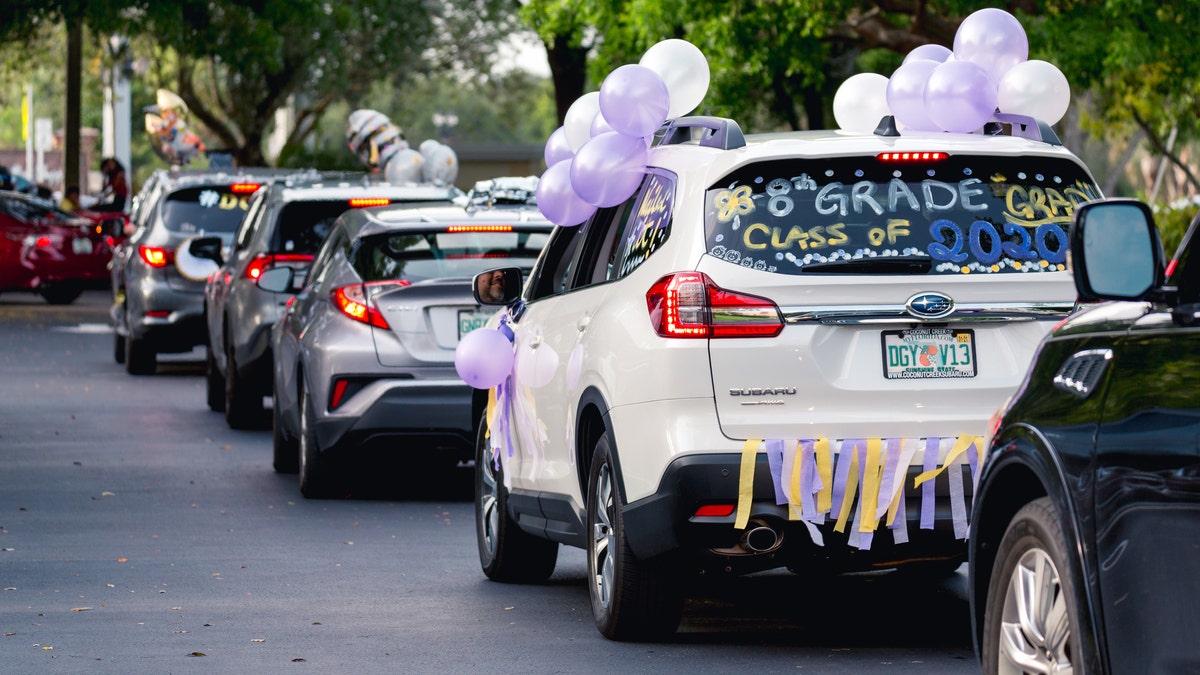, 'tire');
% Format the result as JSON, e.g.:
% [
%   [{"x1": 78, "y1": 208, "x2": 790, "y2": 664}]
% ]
[
  {"x1": 982, "y1": 497, "x2": 1086, "y2": 675},
  {"x1": 124, "y1": 307, "x2": 156, "y2": 376},
  {"x1": 475, "y1": 412, "x2": 557, "y2": 583},
  {"x1": 113, "y1": 331, "x2": 126, "y2": 365},
  {"x1": 205, "y1": 345, "x2": 226, "y2": 412},
  {"x1": 40, "y1": 284, "x2": 82, "y2": 305},
  {"x1": 297, "y1": 381, "x2": 338, "y2": 498},
  {"x1": 224, "y1": 341, "x2": 263, "y2": 429},
  {"x1": 272, "y1": 379, "x2": 299, "y2": 474},
  {"x1": 586, "y1": 433, "x2": 683, "y2": 641}
]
